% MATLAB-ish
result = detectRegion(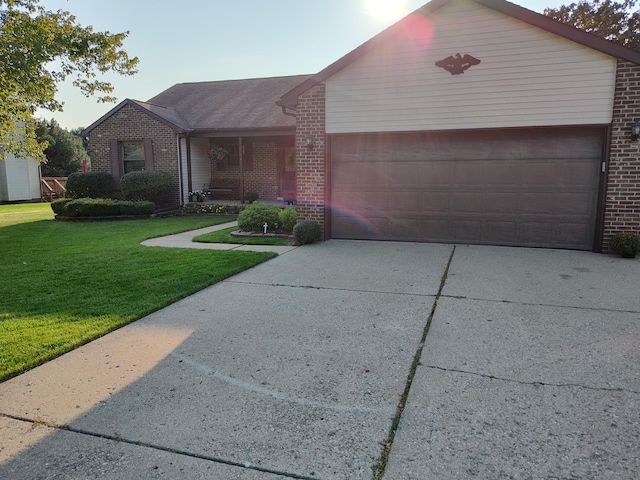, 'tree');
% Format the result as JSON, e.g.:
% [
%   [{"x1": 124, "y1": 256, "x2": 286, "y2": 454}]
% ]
[
  {"x1": 544, "y1": 0, "x2": 640, "y2": 50},
  {"x1": 0, "y1": 0, "x2": 138, "y2": 161},
  {"x1": 35, "y1": 118, "x2": 87, "y2": 176}
]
